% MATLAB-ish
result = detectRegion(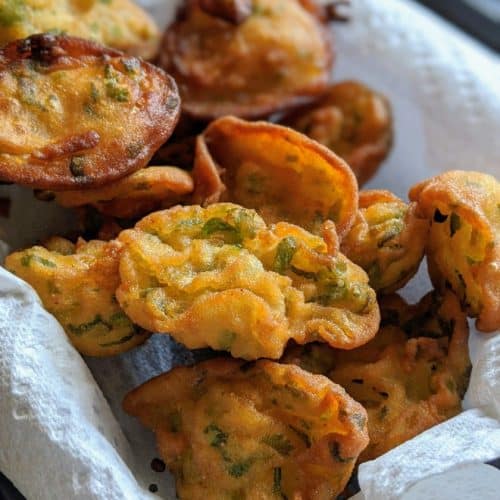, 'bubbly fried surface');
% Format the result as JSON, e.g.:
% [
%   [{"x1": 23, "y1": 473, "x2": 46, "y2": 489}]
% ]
[
  {"x1": 409, "y1": 170, "x2": 500, "y2": 332},
  {"x1": 116, "y1": 203, "x2": 379, "y2": 360},
  {"x1": 4, "y1": 236, "x2": 149, "y2": 356},
  {"x1": 191, "y1": 116, "x2": 358, "y2": 238},
  {"x1": 341, "y1": 190, "x2": 429, "y2": 294},
  {"x1": 284, "y1": 81, "x2": 393, "y2": 186},
  {"x1": 123, "y1": 358, "x2": 369, "y2": 500},
  {"x1": 283, "y1": 290, "x2": 471, "y2": 462},
  {"x1": 0, "y1": 34, "x2": 180, "y2": 189},
  {"x1": 53, "y1": 167, "x2": 194, "y2": 218},
  {"x1": 0, "y1": 0, "x2": 160, "y2": 59},
  {"x1": 159, "y1": 0, "x2": 333, "y2": 120}
]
